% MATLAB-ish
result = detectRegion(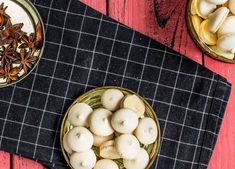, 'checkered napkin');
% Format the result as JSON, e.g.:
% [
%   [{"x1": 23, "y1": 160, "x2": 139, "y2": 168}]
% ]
[{"x1": 0, "y1": 0, "x2": 231, "y2": 169}]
